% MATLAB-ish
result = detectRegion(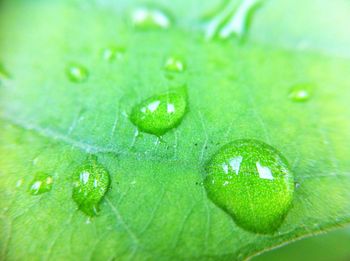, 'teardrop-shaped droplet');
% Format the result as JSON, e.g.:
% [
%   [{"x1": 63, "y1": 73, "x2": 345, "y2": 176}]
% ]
[
  {"x1": 28, "y1": 173, "x2": 53, "y2": 195},
  {"x1": 204, "y1": 139, "x2": 294, "y2": 234},
  {"x1": 205, "y1": 0, "x2": 261, "y2": 40},
  {"x1": 130, "y1": 88, "x2": 187, "y2": 136},
  {"x1": 101, "y1": 46, "x2": 125, "y2": 62},
  {"x1": 72, "y1": 159, "x2": 110, "y2": 216},
  {"x1": 66, "y1": 63, "x2": 89, "y2": 83},
  {"x1": 131, "y1": 6, "x2": 172, "y2": 30},
  {"x1": 289, "y1": 83, "x2": 312, "y2": 102}
]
